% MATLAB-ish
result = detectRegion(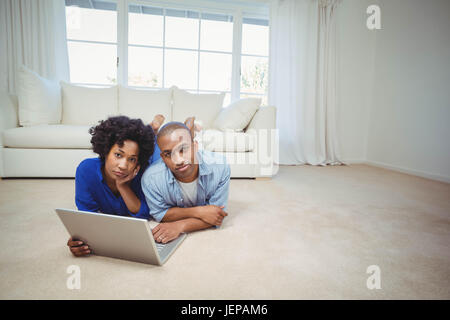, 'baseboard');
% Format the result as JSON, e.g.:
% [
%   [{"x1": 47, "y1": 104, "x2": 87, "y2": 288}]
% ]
[
  {"x1": 364, "y1": 160, "x2": 450, "y2": 184},
  {"x1": 340, "y1": 158, "x2": 366, "y2": 164}
]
